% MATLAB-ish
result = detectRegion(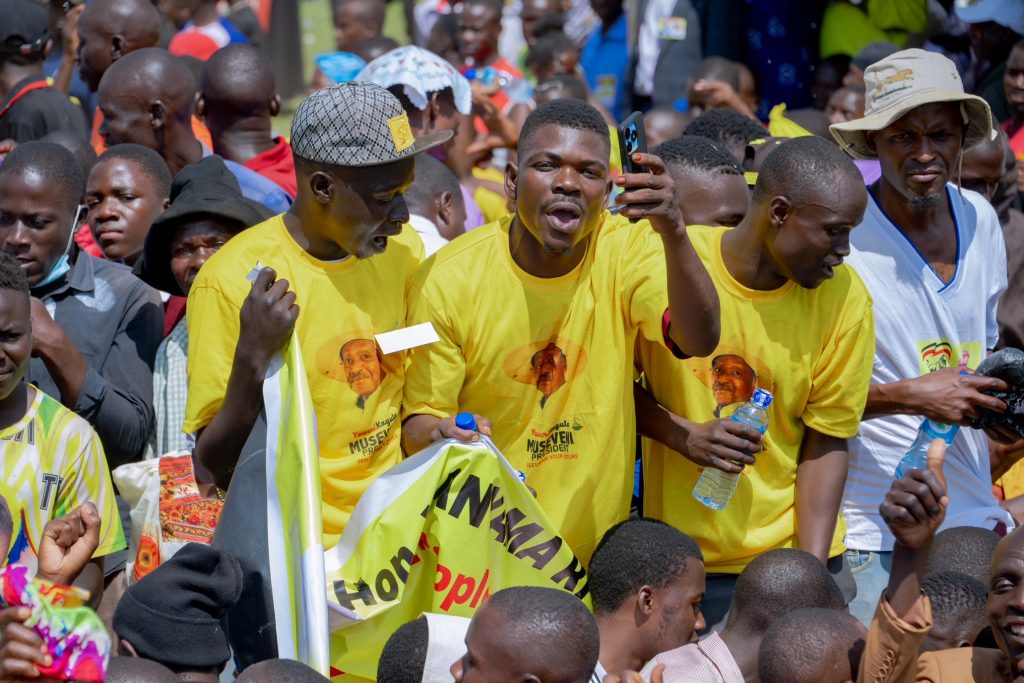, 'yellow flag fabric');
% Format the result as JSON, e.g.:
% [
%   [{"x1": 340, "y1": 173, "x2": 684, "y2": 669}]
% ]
[
  {"x1": 767, "y1": 104, "x2": 813, "y2": 139},
  {"x1": 323, "y1": 438, "x2": 589, "y2": 680}
]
